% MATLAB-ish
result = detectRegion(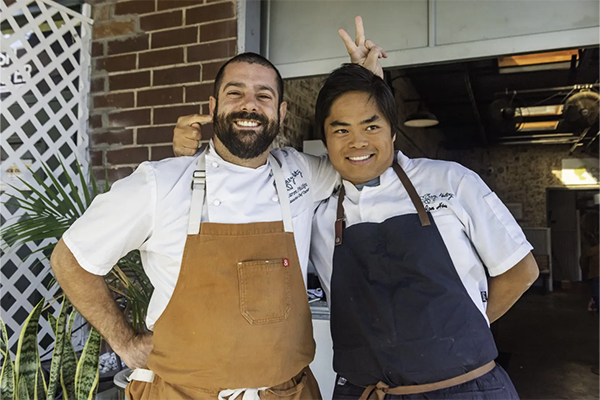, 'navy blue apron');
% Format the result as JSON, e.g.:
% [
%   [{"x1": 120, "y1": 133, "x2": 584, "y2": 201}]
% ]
[{"x1": 330, "y1": 162, "x2": 498, "y2": 389}]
